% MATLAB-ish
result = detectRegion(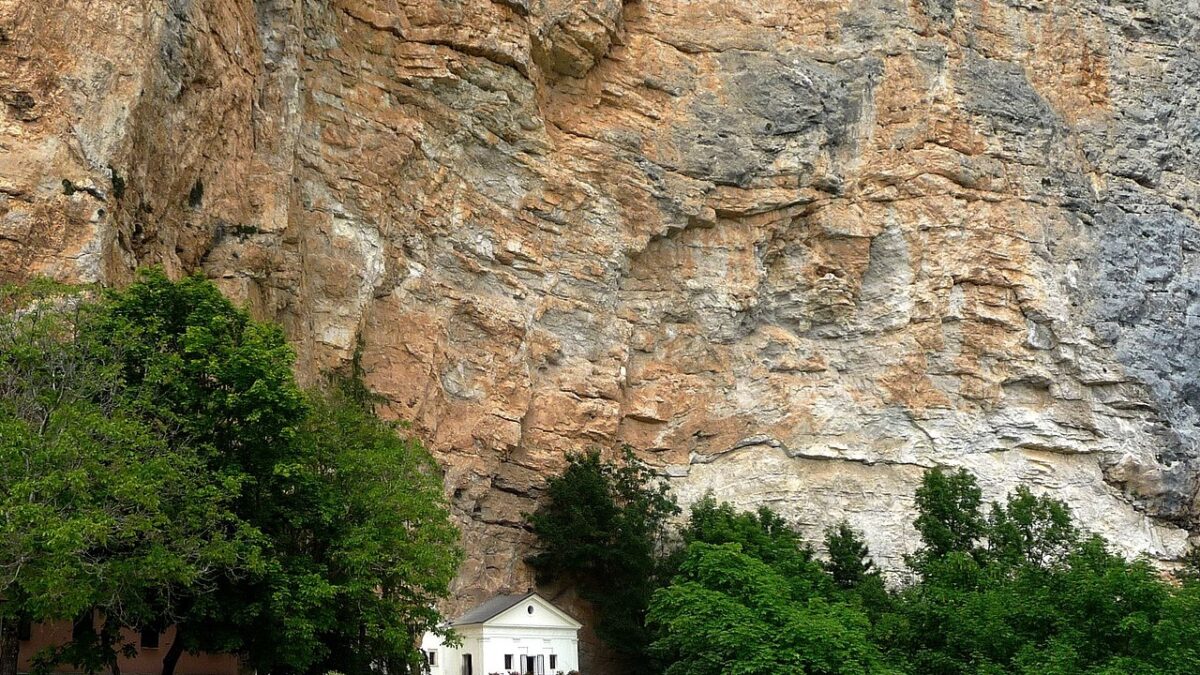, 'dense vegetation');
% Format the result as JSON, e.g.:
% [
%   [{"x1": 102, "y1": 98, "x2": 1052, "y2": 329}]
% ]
[
  {"x1": 0, "y1": 272, "x2": 461, "y2": 675},
  {"x1": 530, "y1": 456, "x2": 1200, "y2": 674},
  {"x1": 526, "y1": 448, "x2": 679, "y2": 669}
]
